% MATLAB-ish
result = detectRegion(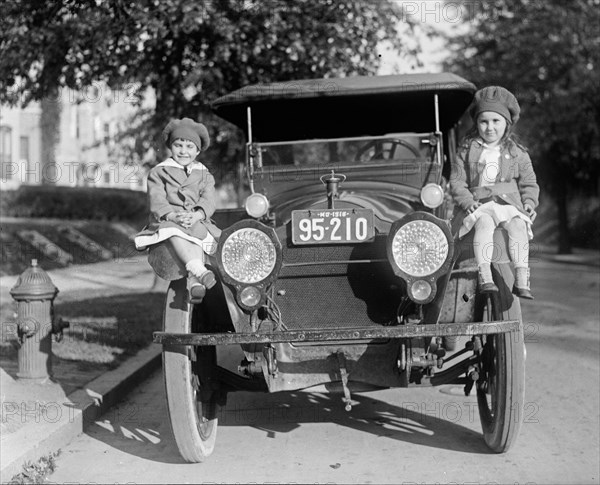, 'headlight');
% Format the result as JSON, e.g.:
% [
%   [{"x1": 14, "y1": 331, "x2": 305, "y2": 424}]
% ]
[
  {"x1": 217, "y1": 220, "x2": 283, "y2": 311},
  {"x1": 420, "y1": 183, "x2": 444, "y2": 209},
  {"x1": 390, "y1": 220, "x2": 449, "y2": 277},
  {"x1": 387, "y1": 212, "x2": 453, "y2": 304},
  {"x1": 222, "y1": 227, "x2": 277, "y2": 283},
  {"x1": 239, "y1": 286, "x2": 262, "y2": 307},
  {"x1": 245, "y1": 193, "x2": 270, "y2": 218},
  {"x1": 411, "y1": 280, "x2": 432, "y2": 302}
]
